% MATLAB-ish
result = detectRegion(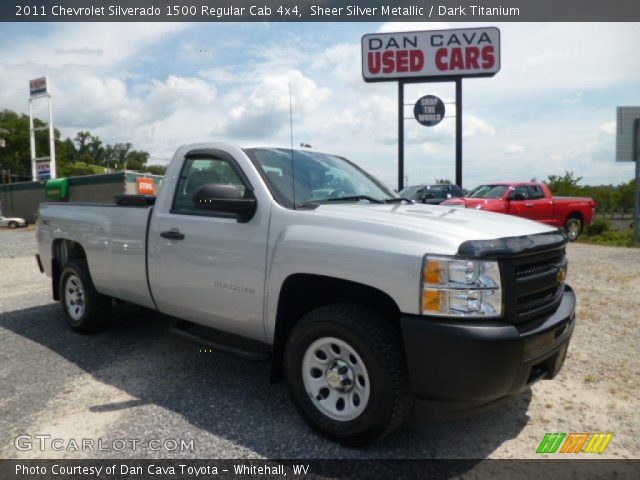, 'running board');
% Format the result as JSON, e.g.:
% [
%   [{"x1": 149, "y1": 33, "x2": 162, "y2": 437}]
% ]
[{"x1": 169, "y1": 321, "x2": 271, "y2": 362}]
